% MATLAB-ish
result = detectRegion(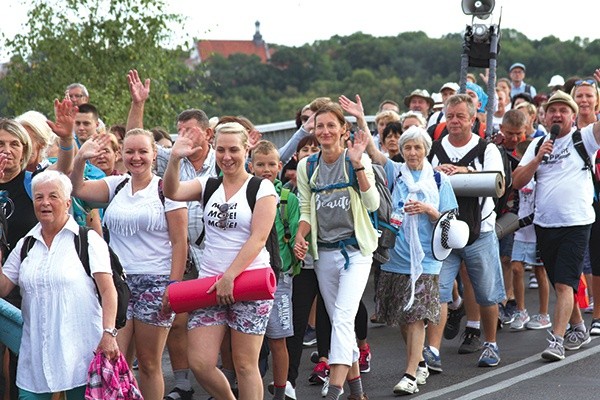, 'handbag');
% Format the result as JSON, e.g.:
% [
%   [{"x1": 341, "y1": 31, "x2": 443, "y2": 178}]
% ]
[{"x1": 85, "y1": 352, "x2": 143, "y2": 400}]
